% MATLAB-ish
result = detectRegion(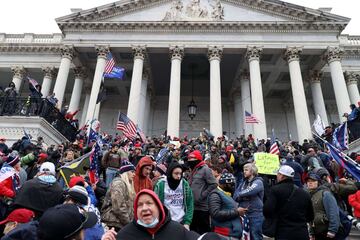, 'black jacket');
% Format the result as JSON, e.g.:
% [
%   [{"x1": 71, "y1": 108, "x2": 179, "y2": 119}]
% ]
[
  {"x1": 263, "y1": 178, "x2": 314, "y2": 240},
  {"x1": 116, "y1": 208, "x2": 199, "y2": 240}
]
